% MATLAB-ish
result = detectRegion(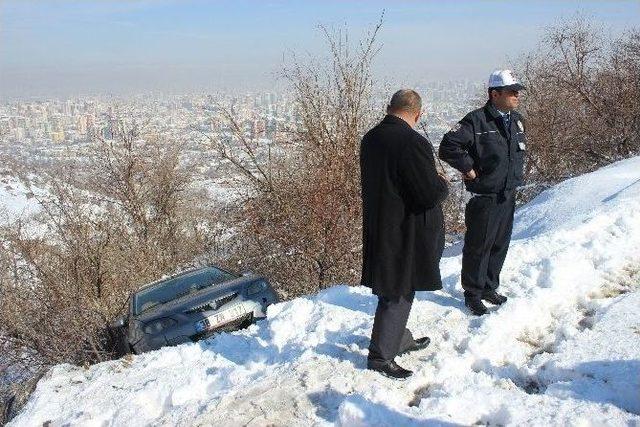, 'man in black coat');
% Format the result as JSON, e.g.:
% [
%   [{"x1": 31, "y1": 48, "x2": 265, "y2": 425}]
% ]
[
  {"x1": 439, "y1": 70, "x2": 526, "y2": 316},
  {"x1": 361, "y1": 89, "x2": 449, "y2": 379}
]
